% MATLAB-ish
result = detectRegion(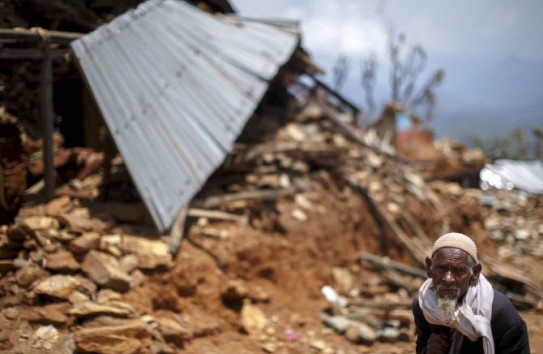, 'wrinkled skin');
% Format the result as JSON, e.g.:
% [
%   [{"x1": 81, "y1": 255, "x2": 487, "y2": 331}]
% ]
[
  {"x1": 424, "y1": 248, "x2": 482, "y2": 354},
  {"x1": 425, "y1": 247, "x2": 482, "y2": 301}
]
